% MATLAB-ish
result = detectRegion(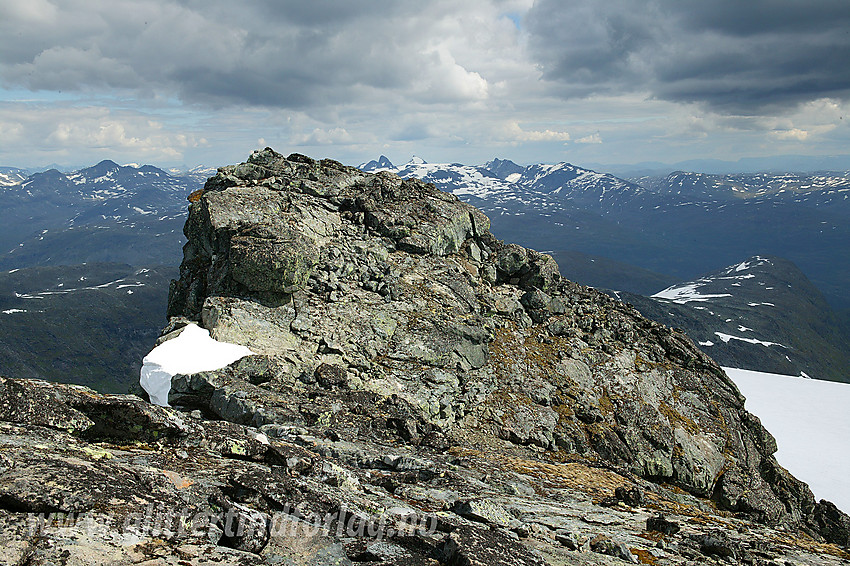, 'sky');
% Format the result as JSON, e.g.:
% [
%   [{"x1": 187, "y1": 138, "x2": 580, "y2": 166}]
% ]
[{"x1": 1, "y1": 0, "x2": 850, "y2": 170}]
